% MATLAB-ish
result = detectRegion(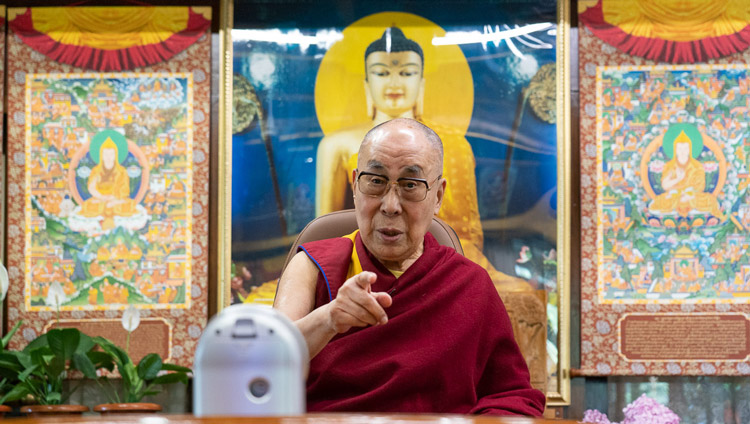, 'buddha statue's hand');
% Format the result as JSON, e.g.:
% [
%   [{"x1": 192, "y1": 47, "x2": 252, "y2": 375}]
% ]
[{"x1": 326, "y1": 271, "x2": 392, "y2": 334}]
